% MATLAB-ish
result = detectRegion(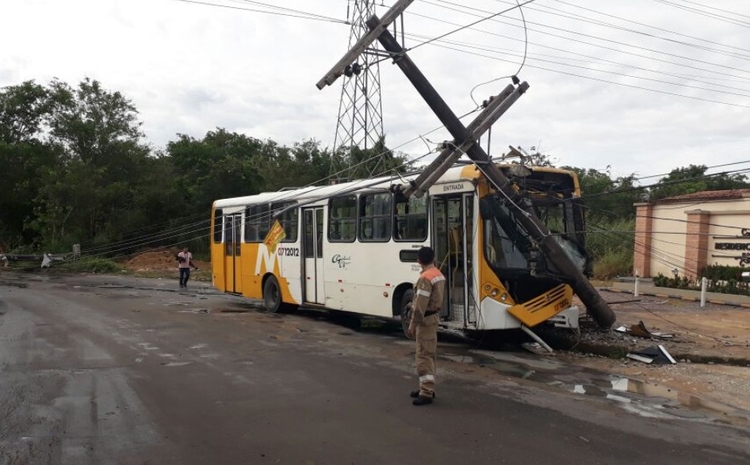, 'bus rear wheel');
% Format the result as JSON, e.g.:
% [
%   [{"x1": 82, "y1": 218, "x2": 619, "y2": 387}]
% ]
[
  {"x1": 400, "y1": 289, "x2": 414, "y2": 339},
  {"x1": 263, "y1": 276, "x2": 284, "y2": 313}
]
